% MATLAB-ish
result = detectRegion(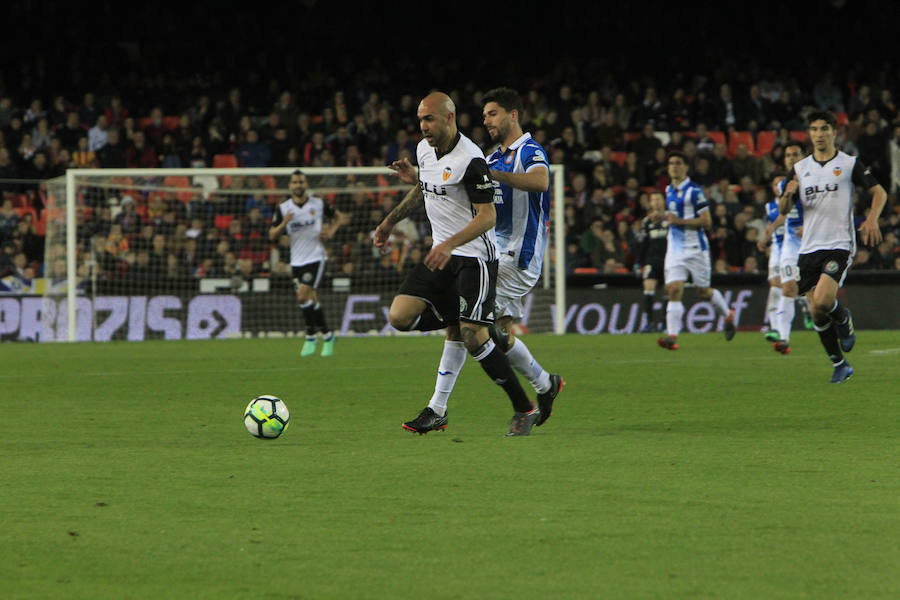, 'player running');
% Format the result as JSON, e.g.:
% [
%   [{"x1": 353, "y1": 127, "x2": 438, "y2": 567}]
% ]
[
  {"x1": 269, "y1": 169, "x2": 345, "y2": 357},
  {"x1": 376, "y1": 91, "x2": 541, "y2": 436},
  {"x1": 778, "y1": 111, "x2": 887, "y2": 383},
  {"x1": 657, "y1": 151, "x2": 735, "y2": 350}
]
